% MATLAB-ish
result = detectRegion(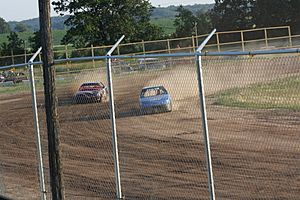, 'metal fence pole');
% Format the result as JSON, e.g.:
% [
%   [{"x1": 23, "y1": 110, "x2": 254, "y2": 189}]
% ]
[
  {"x1": 28, "y1": 47, "x2": 47, "y2": 200},
  {"x1": 106, "y1": 35, "x2": 125, "y2": 200},
  {"x1": 196, "y1": 29, "x2": 216, "y2": 200}
]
